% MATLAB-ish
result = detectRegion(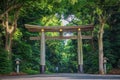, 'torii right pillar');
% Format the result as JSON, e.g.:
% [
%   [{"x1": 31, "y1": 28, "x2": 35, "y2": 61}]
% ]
[
  {"x1": 77, "y1": 28, "x2": 84, "y2": 73},
  {"x1": 40, "y1": 29, "x2": 46, "y2": 74}
]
